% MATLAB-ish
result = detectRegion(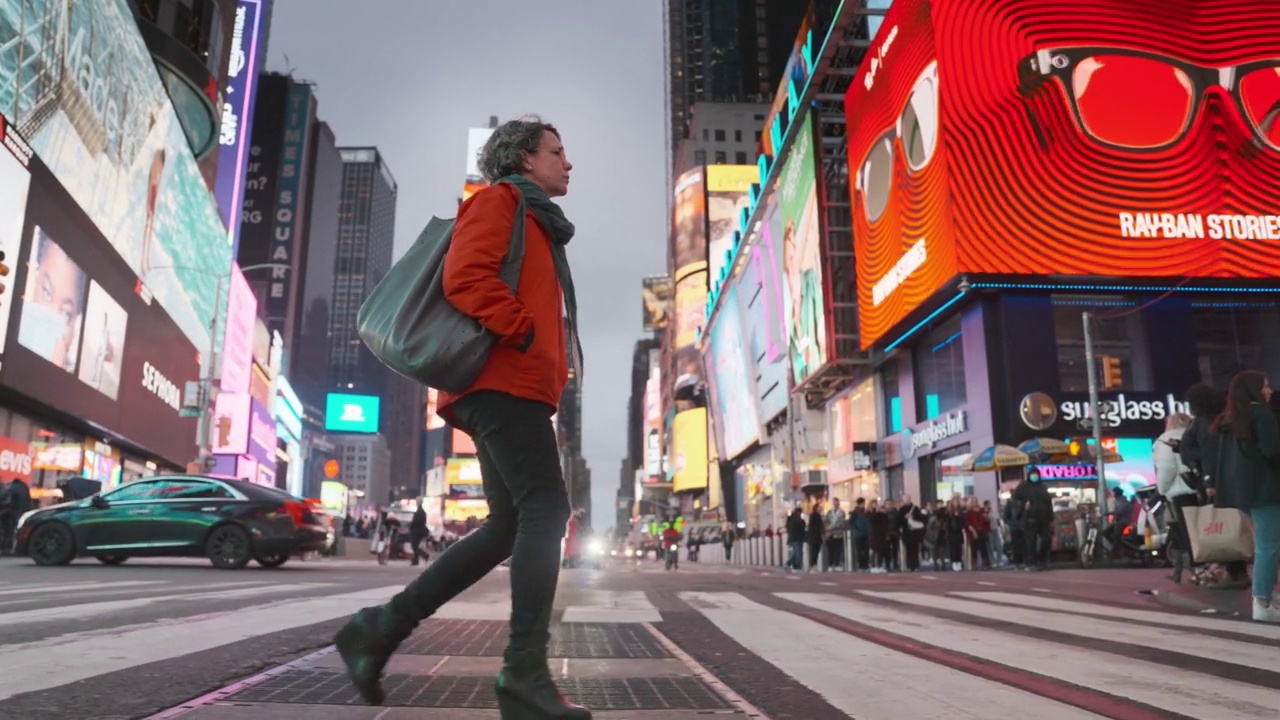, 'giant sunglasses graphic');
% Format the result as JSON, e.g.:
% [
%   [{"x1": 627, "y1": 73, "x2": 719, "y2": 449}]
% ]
[
  {"x1": 854, "y1": 61, "x2": 941, "y2": 224},
  {"x1": 1018, "y1": 48, "x2": 1280, "y2": 152}
]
